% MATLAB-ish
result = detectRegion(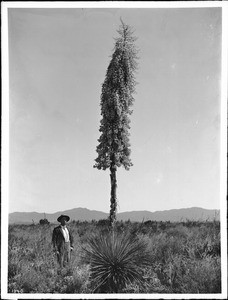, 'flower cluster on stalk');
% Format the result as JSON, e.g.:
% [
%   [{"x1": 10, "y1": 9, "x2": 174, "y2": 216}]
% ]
[{"x1": 94, "y1": 20, "x2": 138, "y2": 171}]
